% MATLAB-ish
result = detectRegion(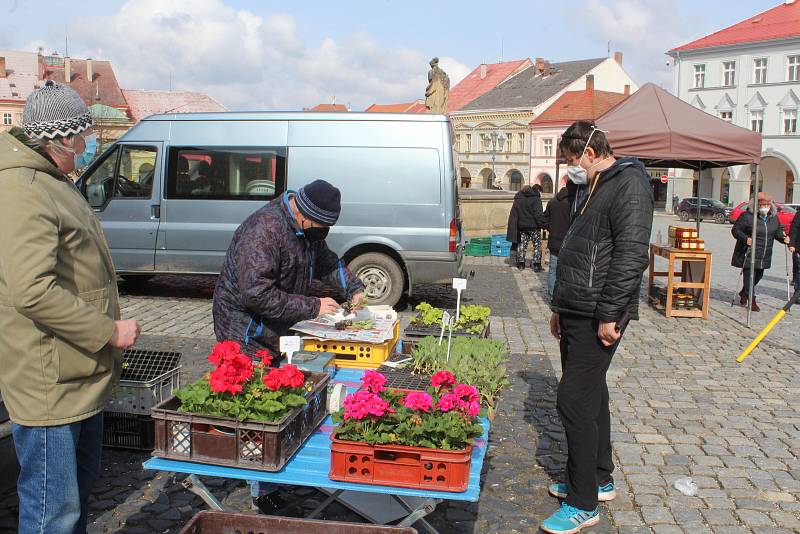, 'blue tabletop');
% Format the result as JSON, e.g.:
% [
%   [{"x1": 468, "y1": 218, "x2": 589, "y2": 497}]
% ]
[{"x1": 143, "y1": 368, "x2": 490, "y2": 502}]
